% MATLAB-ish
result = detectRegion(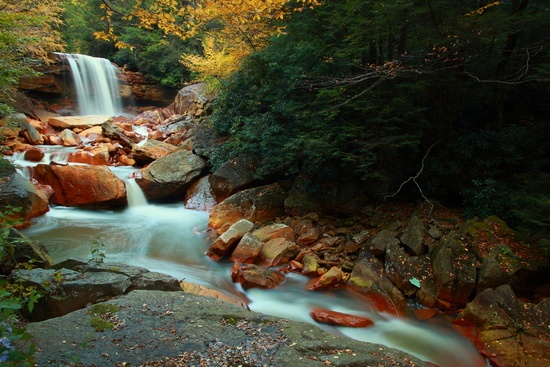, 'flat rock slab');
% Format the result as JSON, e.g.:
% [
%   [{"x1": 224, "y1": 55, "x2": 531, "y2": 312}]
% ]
[
  {"x1": 48, "y1": 115, "x2": 112, "y2": 129},
  {"x1": 25, "y1": 290, "x2": 431, "y2": 367}
]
